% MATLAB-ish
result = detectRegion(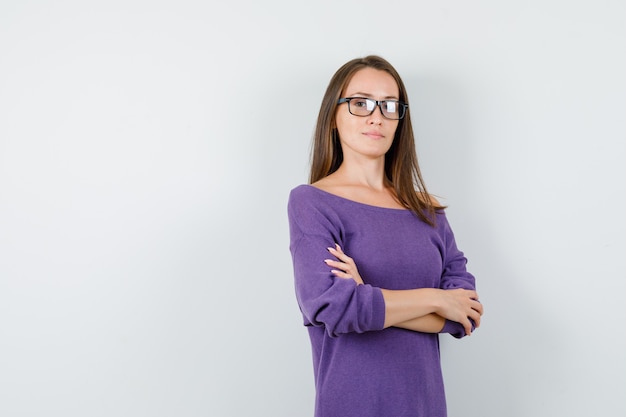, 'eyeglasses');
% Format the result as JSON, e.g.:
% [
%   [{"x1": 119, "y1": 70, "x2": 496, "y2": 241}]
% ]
[{"x1": 337, "y1": 97, "x2": 408, "y2": 120}]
